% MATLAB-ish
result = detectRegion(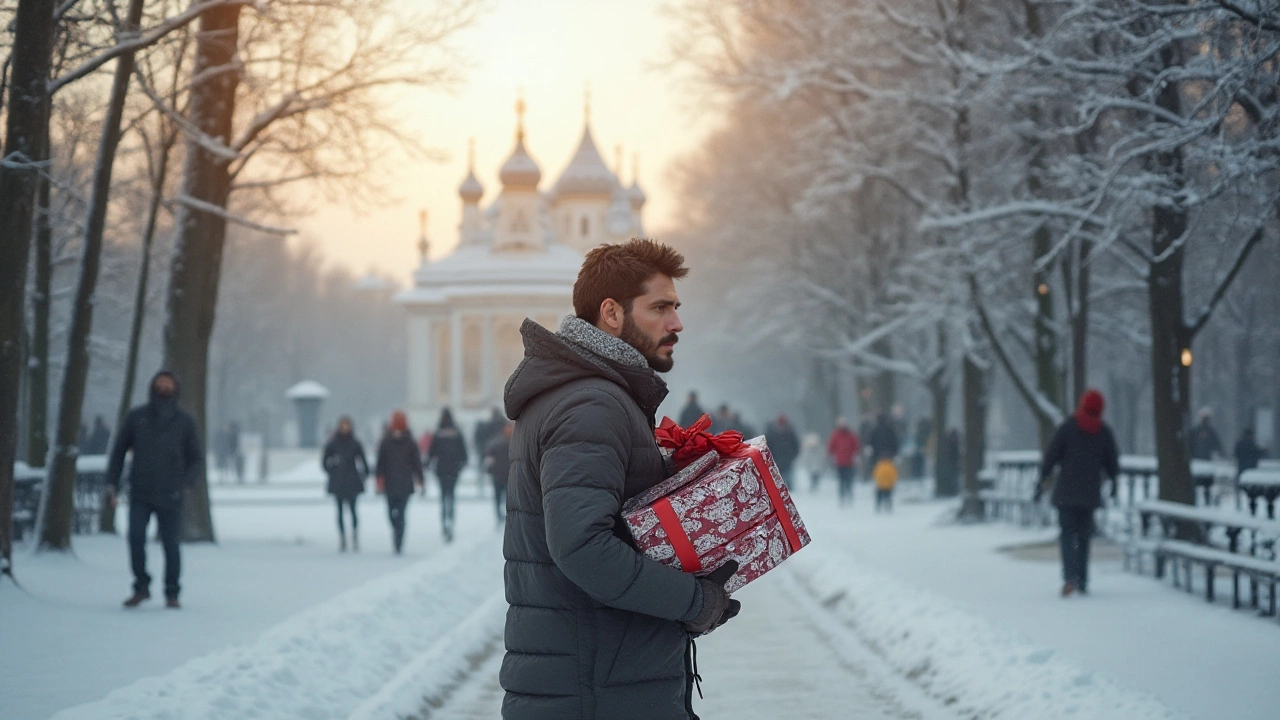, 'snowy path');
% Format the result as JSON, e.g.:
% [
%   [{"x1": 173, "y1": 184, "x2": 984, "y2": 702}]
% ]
[{"x1": 421, "y1": 565, "x2": 960, "y2": 720}]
